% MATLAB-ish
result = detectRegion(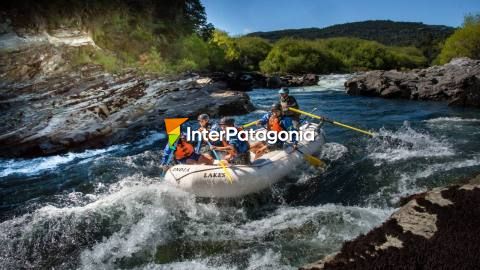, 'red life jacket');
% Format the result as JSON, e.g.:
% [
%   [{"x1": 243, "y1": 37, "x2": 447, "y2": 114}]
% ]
[
  {"x1": 268, "y1": 116, "x2": 283, "y2": 132},
  {"x1": 175, "y1": 141, "x2": 194, "y2": 160}
]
